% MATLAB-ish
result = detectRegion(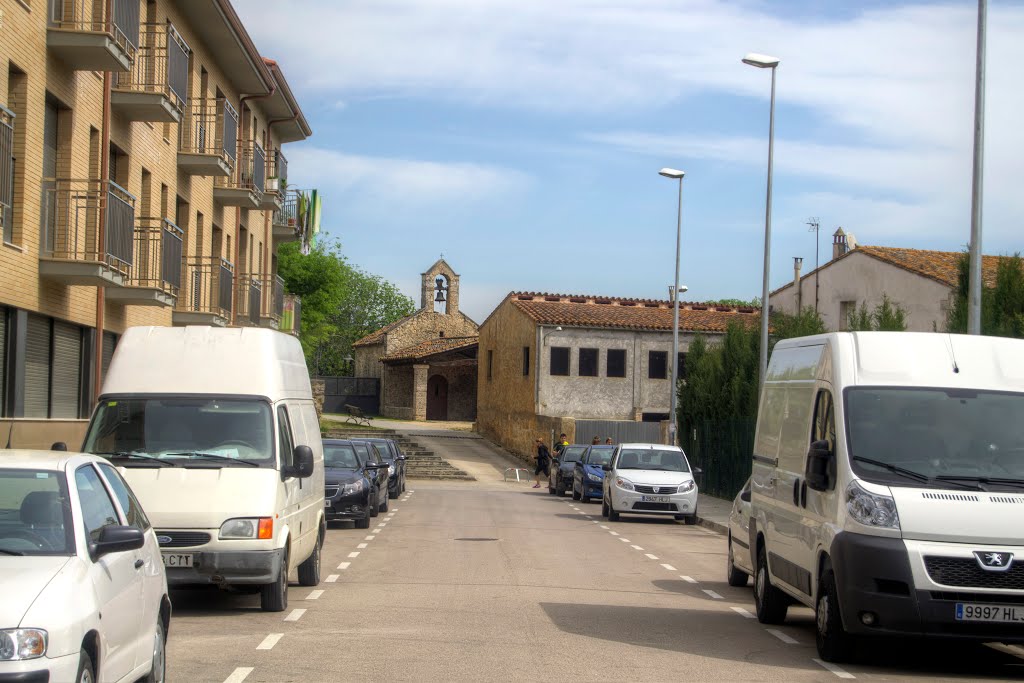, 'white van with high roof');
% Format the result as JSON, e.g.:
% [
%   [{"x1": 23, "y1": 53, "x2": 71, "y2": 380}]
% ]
[
  {"x1": 81, "y1": 326, "x2": 325, "y2": 612},
  {"x1": 749, "y1": 332, "x2": 1024, "y2": 662}
]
